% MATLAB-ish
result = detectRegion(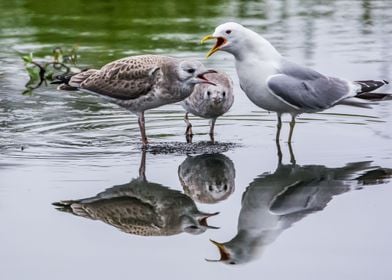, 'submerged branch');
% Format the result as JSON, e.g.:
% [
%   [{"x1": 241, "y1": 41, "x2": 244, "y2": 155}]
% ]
[{"x1": 20, "y1": 47, "x2": 82, "y2": 95}]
